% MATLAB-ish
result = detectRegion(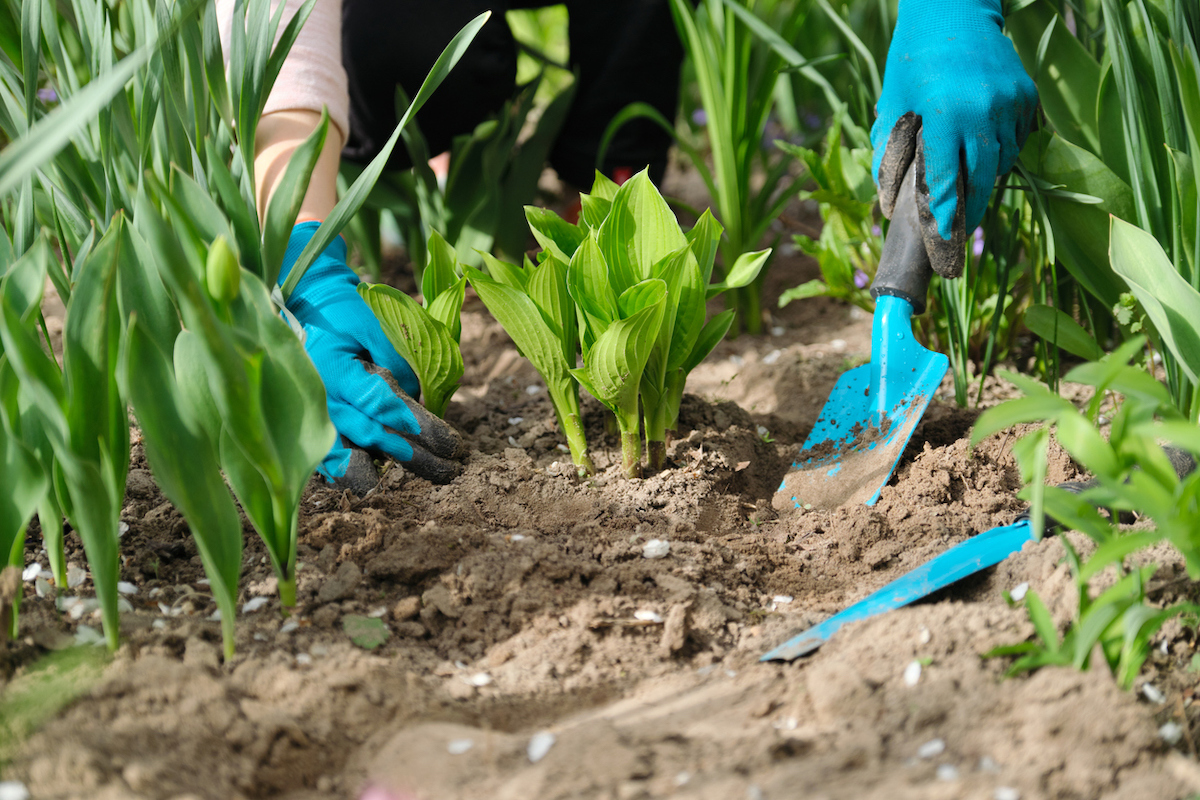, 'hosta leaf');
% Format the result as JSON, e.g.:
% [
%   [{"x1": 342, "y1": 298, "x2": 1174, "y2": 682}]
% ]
[
  {"x1": 527, "y1": 256, "x2": 576, "y2": 362},
  {"x1": 479, "y1": 252, "x2": 528, "y2": 291},
  {"x1": 618, "y1": 278, "x2": 670, "y2": 318},
  {"x1": 358, "y1": 283, "x2": 463, "y2": 418},
  {"x1": 526, "y1": 206, "x2": 585, "y2": 262},
  {"x1": 464, "y1": 266, "x2": 571, "y2": 389},
  {"x1": 568, "y1": 232, "x2": 619, "y2": 337},
  {"x1": 573, "y1": 281, "x2": 666, "y2": 407},
  {"x1": 706, "y1": 249, "x2": 771, "y2": 299},
  {"x1": 686, "y1": 209, "x2": 723, "y2": 285},
  {"x1": 597, "y1": 170, "x2": 686, "y2": 293},
  {"x1": 427, "y1": 277, "x2": 466, "y2": 343},
  {"x1": 422, "y1": 229, "x2": 460, "y2": 307}
]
